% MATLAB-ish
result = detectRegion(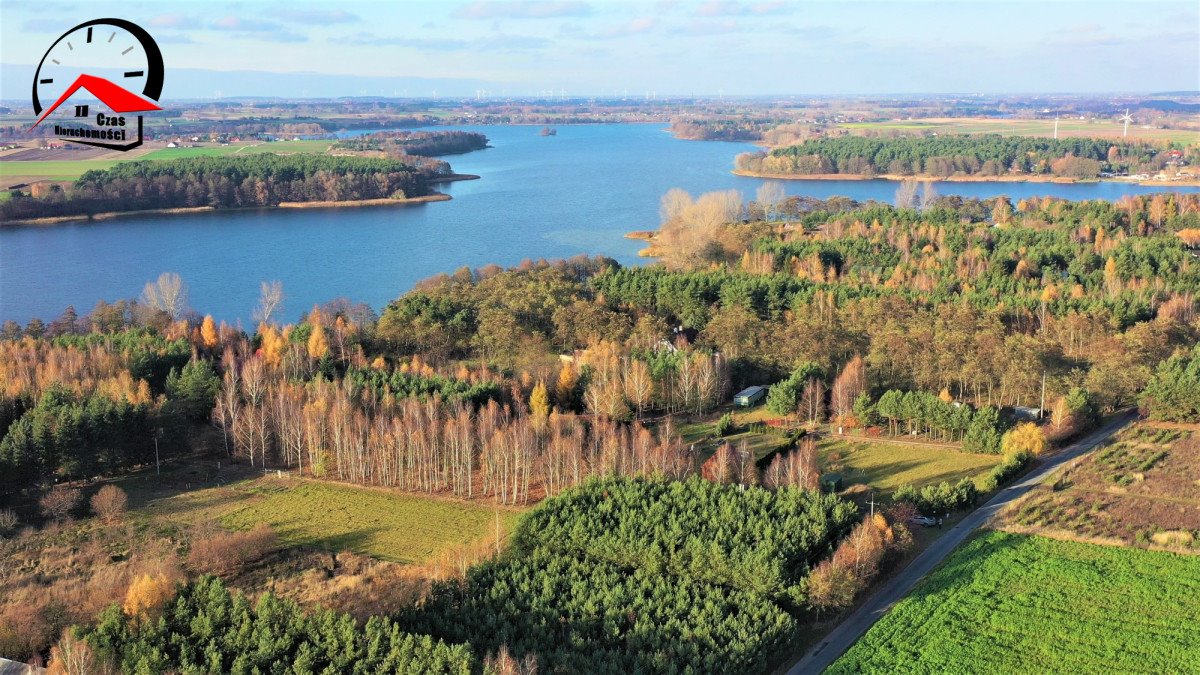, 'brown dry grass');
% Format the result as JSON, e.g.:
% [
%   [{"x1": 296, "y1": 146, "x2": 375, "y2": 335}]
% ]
[{"x1": 999, "y1": 424, "x2": 1200, "y2": 554}]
